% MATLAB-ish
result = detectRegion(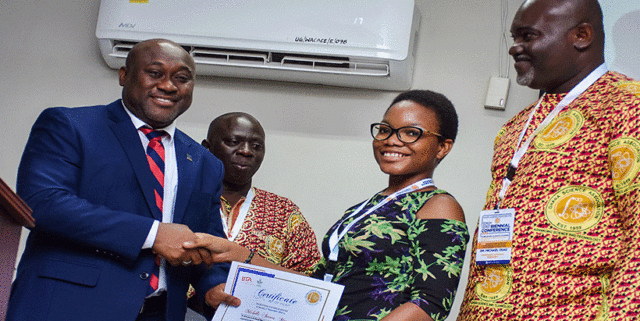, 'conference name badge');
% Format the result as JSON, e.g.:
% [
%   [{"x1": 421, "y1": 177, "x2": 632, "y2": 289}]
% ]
[{"x1": 476, "y1": 208, "x2": 514, "y2": 265}]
